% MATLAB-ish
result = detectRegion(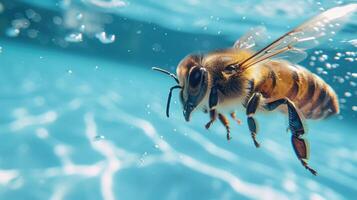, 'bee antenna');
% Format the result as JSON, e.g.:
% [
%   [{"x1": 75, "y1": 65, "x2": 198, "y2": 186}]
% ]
[
  {"x1": 152, "y1": 67, "x2": 180, "y2": 84},
  {"x1": 166, "y1": 85, "x2": 182, "y2": 117}
]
